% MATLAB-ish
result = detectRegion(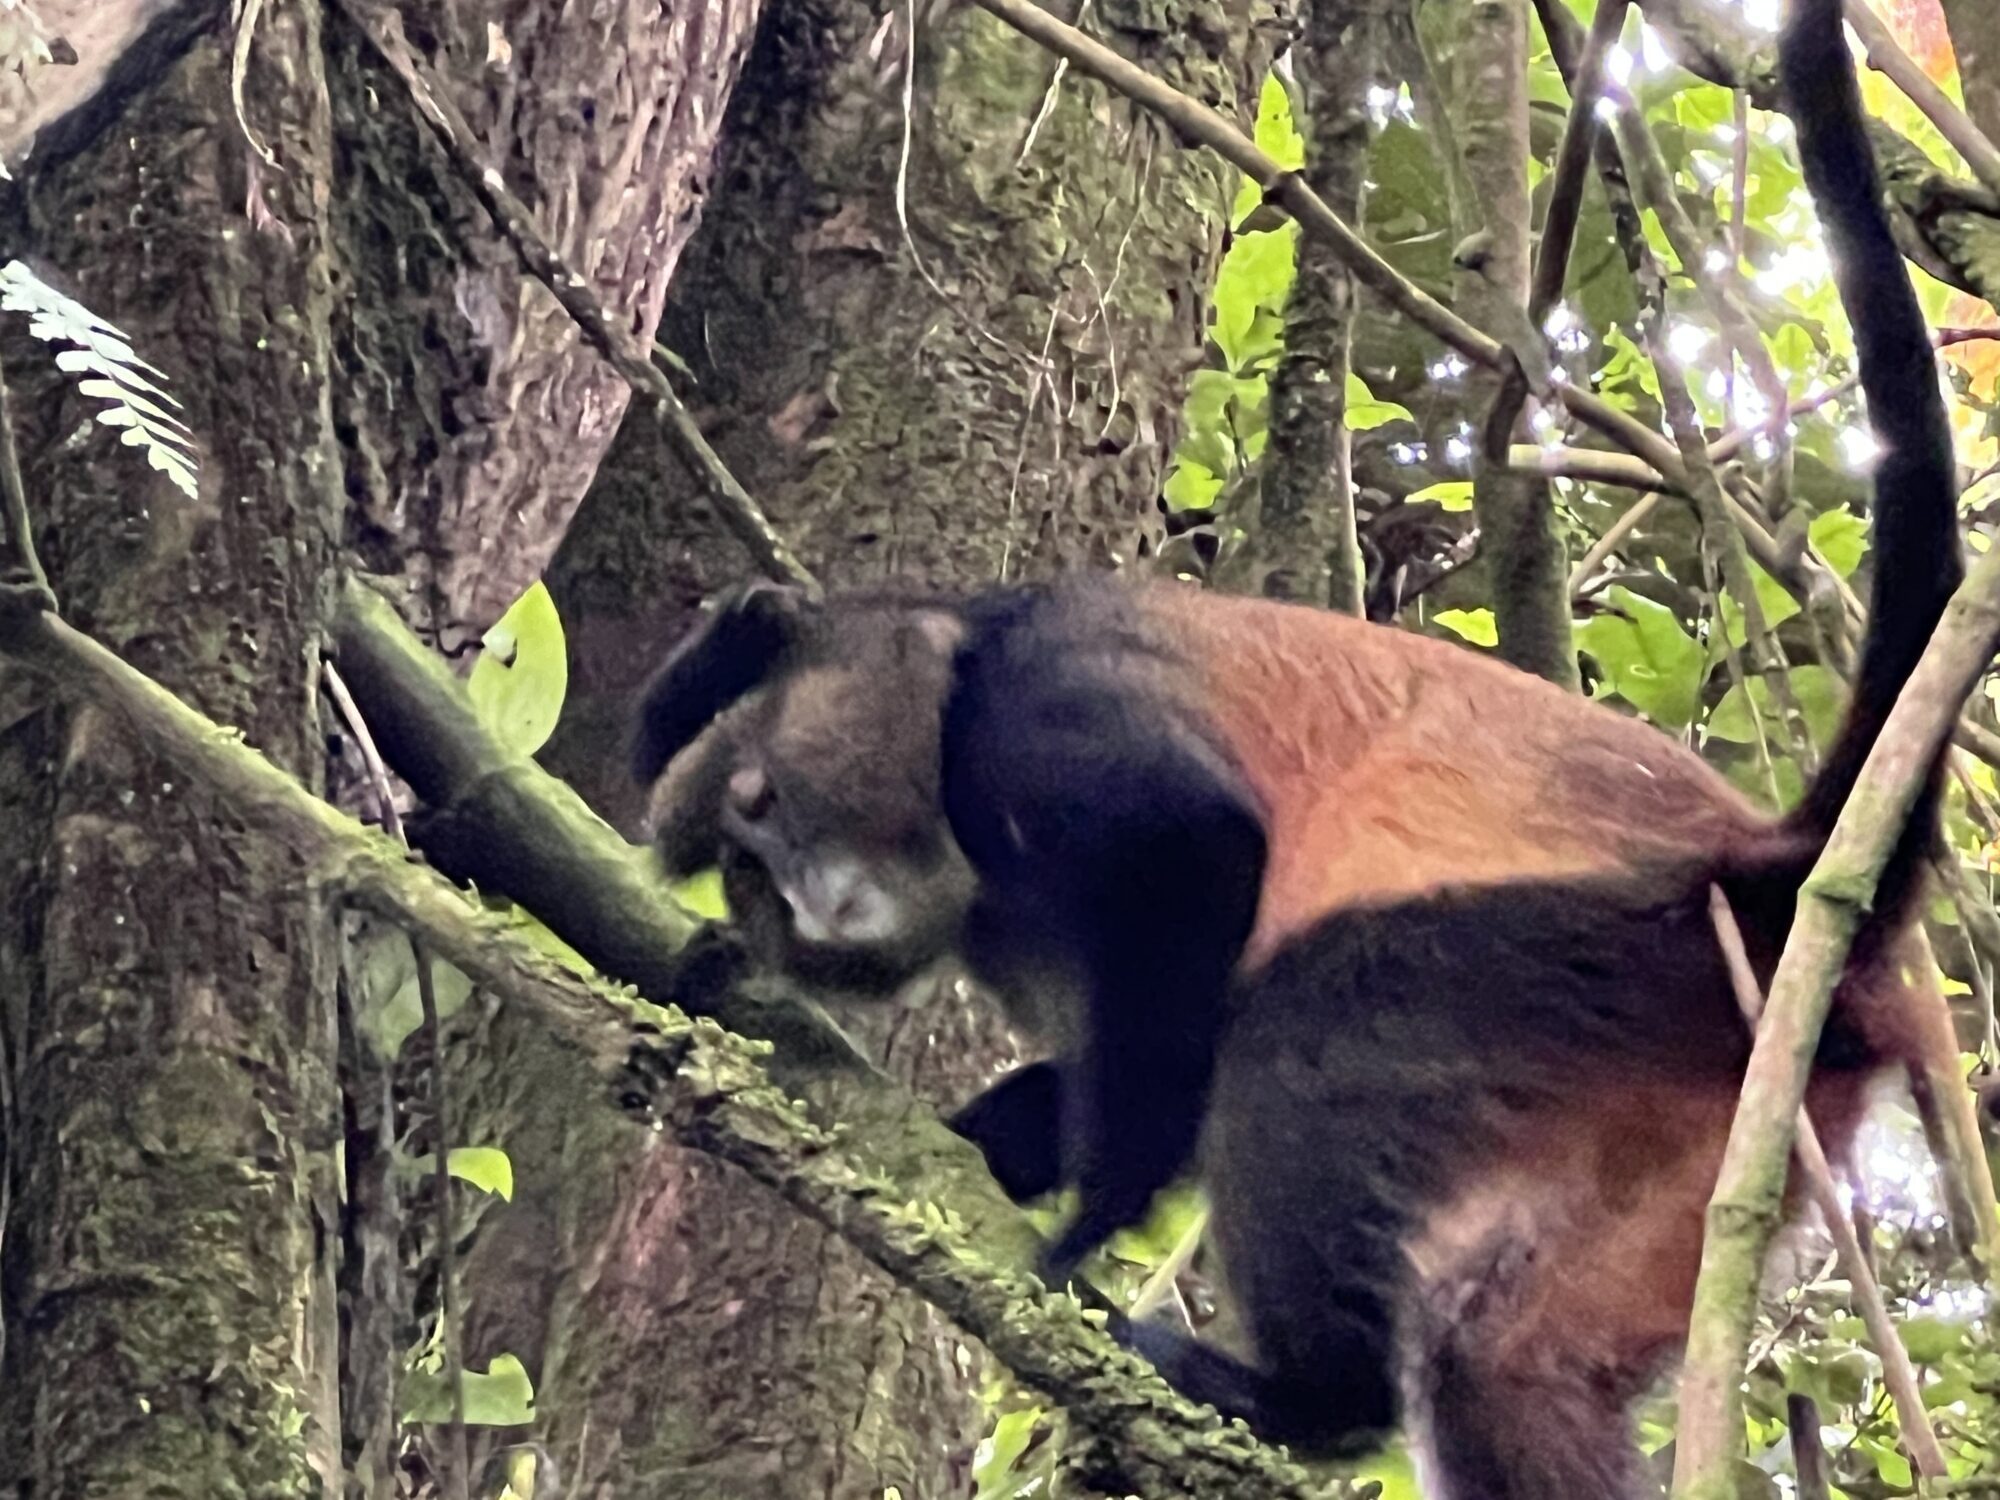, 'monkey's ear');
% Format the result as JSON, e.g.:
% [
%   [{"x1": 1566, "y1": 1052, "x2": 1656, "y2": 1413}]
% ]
[{"x1": 631, "y1": 581, "x2": 811, "y2": 784}]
